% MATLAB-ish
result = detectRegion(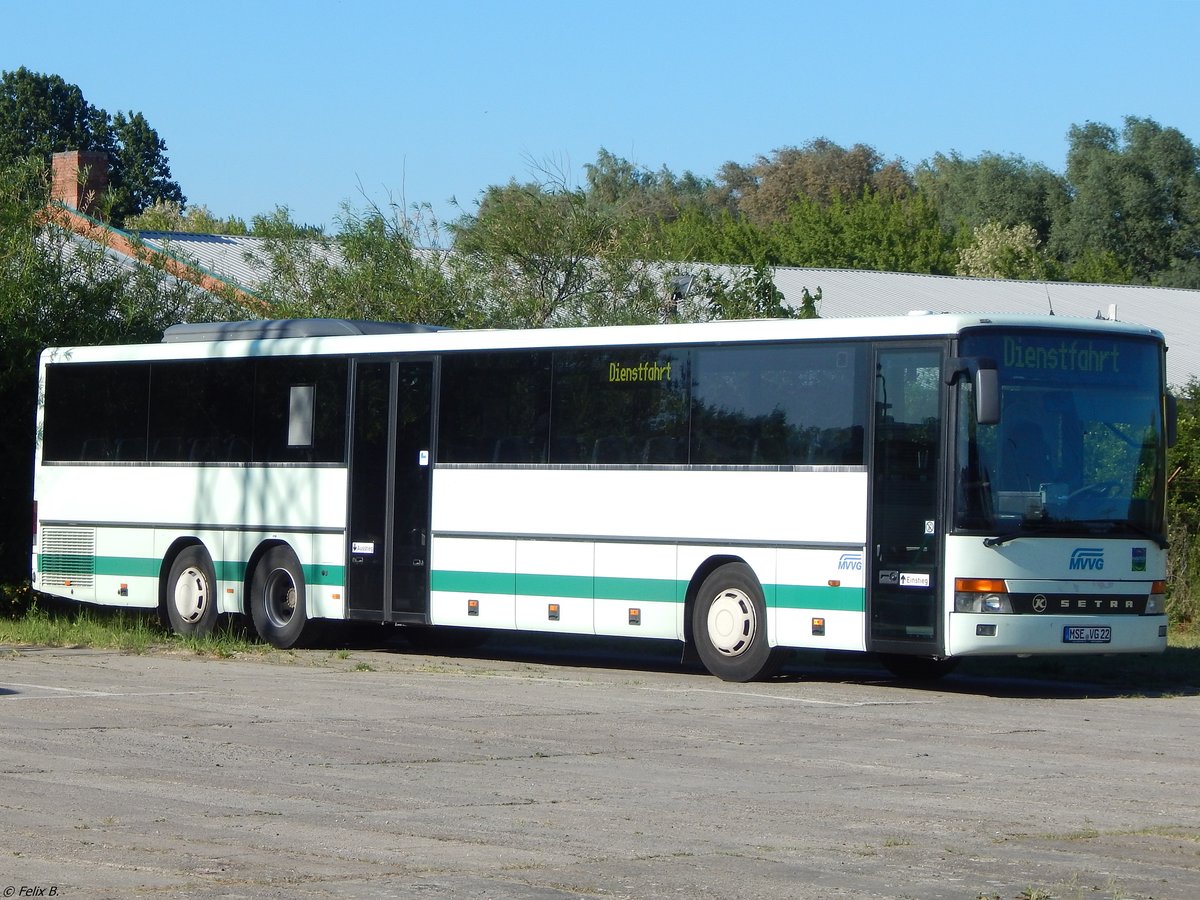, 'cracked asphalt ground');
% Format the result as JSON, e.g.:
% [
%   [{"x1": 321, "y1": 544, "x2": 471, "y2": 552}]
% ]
[{"x1": 1, "y1": 638, "x2": 1197, "y2": 899}]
